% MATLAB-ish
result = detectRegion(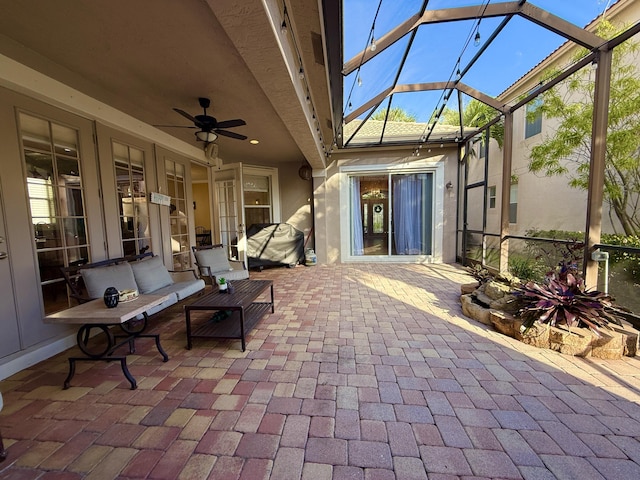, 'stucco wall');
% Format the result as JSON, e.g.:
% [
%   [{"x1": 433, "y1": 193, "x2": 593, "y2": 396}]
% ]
[
  {"x1": 315, "y1": 147, "x2": 459, "y2": 265},
  {"x1": 192, "y1": 183, "x2": 212, "y2": 231}
]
